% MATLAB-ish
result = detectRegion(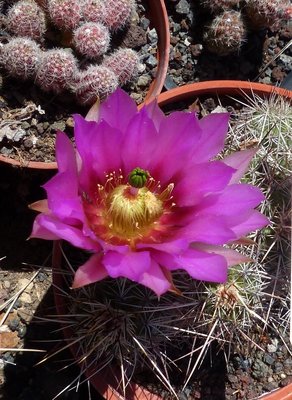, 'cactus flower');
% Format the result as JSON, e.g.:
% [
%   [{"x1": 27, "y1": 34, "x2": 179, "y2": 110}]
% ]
[{"x1": 30, "y1": 89, "x2": 268, "y2": 296}]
